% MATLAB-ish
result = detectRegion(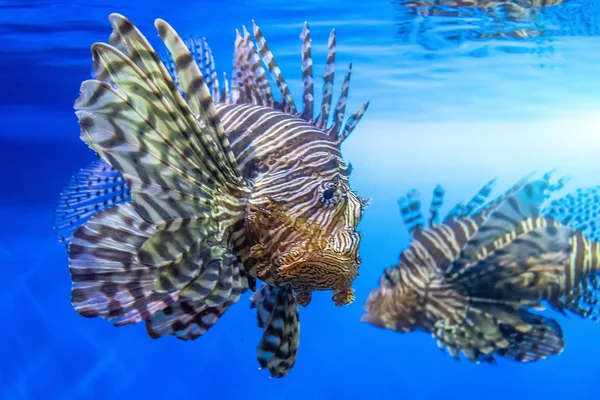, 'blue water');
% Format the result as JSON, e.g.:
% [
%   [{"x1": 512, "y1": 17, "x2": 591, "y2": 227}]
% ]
[{"x1": 2, "y1": 0, "x2": 600, "y2": 399}]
